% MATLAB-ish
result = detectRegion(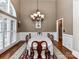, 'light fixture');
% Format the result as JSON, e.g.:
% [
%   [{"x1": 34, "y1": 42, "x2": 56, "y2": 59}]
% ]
[
  {"x1": 18, "y1": 20, "x2": 21, "y2": 28},
  {"x1": 30, "y1": 0, "x2": 44, "y2": 21}
]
